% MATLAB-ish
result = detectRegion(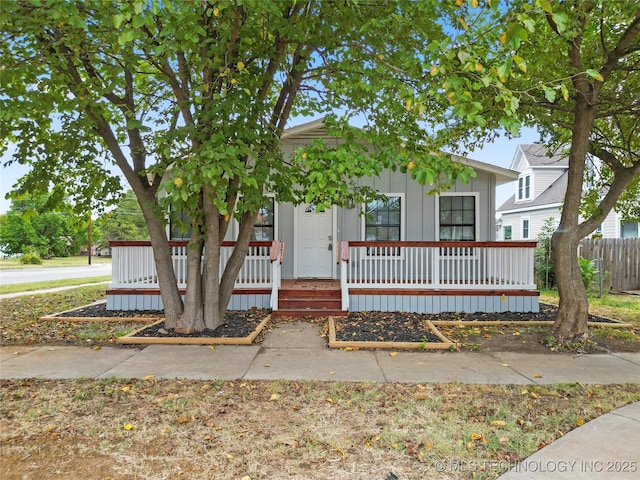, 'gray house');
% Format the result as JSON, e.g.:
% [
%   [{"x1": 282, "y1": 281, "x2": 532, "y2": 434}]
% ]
[
  {"x1": 497, "y1": 144, "x2": 639, "y2": 240},
  {"x1": 109, "y1": 120, "x2": 539, "y2": 314}
]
